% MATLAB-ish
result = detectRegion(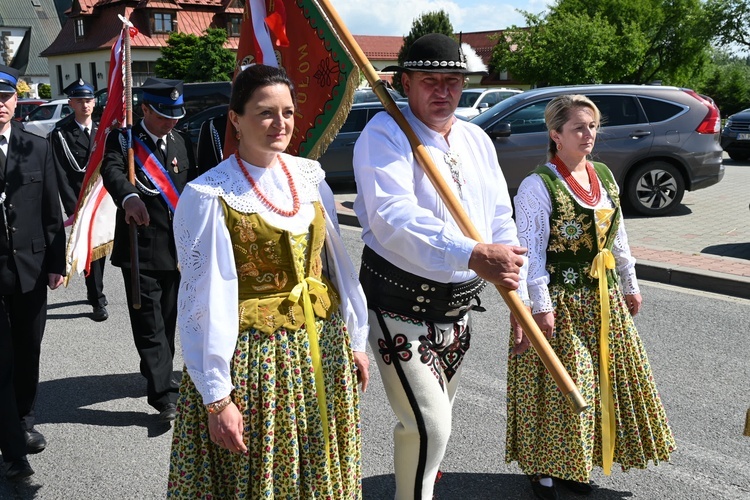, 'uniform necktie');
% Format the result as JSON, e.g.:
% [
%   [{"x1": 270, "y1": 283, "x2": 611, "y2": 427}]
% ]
[
  {"x1": 0, "y1": 137, "x2": 7, "y2": 185},
  {"x1": 156, "y1": 138, "x2": 166, "y2": 165},
  {"x1": 83, "y1": 127, "x2": 91, "y2": 153}
]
